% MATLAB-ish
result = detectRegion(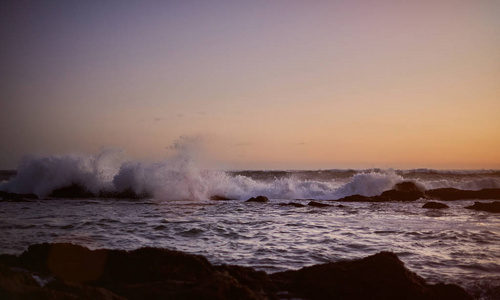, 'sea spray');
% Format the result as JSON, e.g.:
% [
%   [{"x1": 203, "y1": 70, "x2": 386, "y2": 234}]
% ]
[
  {"x1": 2, "y1": 140, "x2": 499, "y2": 200},
  {"x1": 0, "y1": 148, "x2": 126, "y2": 196},
  {"x1": 333, "y1": 170, "x2": 404, "y2": 198}
]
